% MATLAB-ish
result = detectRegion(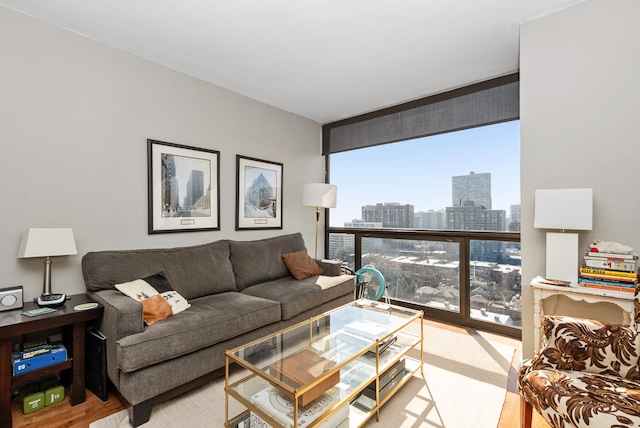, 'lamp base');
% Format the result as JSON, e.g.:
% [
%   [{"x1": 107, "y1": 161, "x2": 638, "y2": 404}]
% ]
[
  {"x1": 37, "y1": 293, "x2": 67, "y2": 307},
  {"x1": 546, "y1": 232, "x2": 579, "y2": 286}
]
